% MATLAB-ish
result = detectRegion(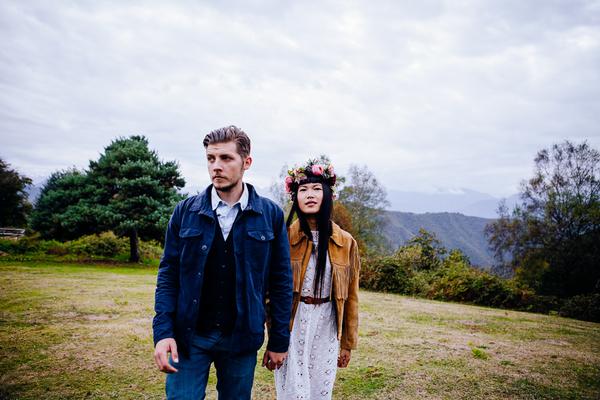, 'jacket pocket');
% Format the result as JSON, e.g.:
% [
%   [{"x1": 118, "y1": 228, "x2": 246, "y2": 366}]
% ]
[
  {"x1": 178, "y1": 228, "x2": 203, "y2": 239},
  {"x1": 178, "y1": 228, "x2": 205, "y2": 268},
  {"x1": 329, "y1": 246, "x2": 349, "y2": 266},
  {"x1": 247, "y1": 230, "x2": 274, "y2": 242},
  {"x1": 332, "y1": 262, "x2": 350, "y2": 300},
  {"x1": 245, "y1": 230, "x2": 274, "y2": 273}
]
